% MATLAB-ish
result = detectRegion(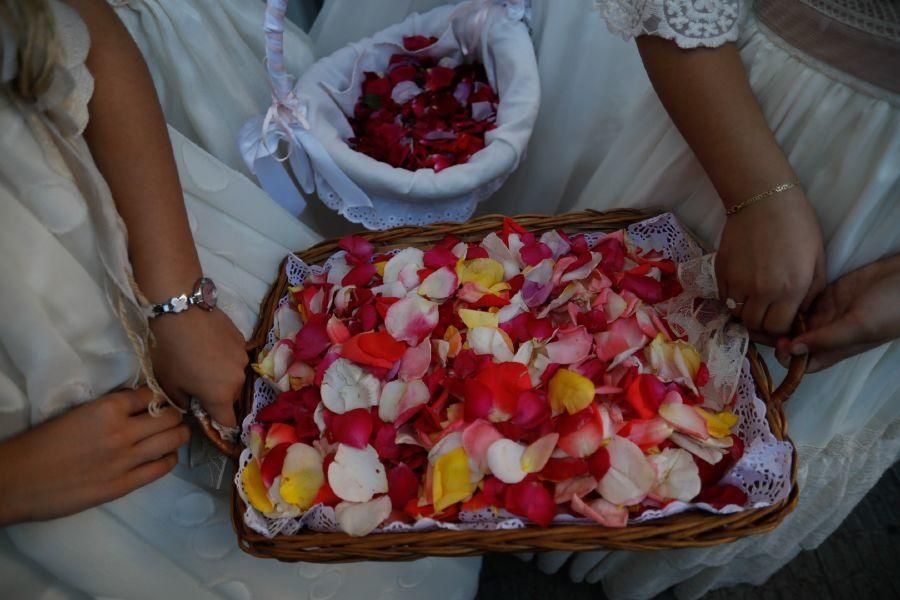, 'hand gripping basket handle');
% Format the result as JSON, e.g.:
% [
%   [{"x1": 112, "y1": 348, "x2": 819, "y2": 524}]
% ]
[{"x1": 264, "y1": 0, "x2": 292, "y2": 99}]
